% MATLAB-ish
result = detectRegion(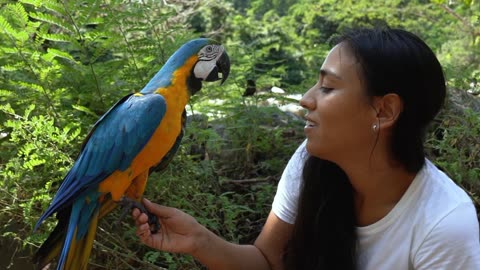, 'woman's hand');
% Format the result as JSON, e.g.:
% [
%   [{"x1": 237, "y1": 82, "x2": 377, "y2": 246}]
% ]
[
  {"x1": 132, "y1": 198, "x2": 206, "y2": 255},
  {"x1": 133, "y1": 199, "x2": 283, "y2": 270}
]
